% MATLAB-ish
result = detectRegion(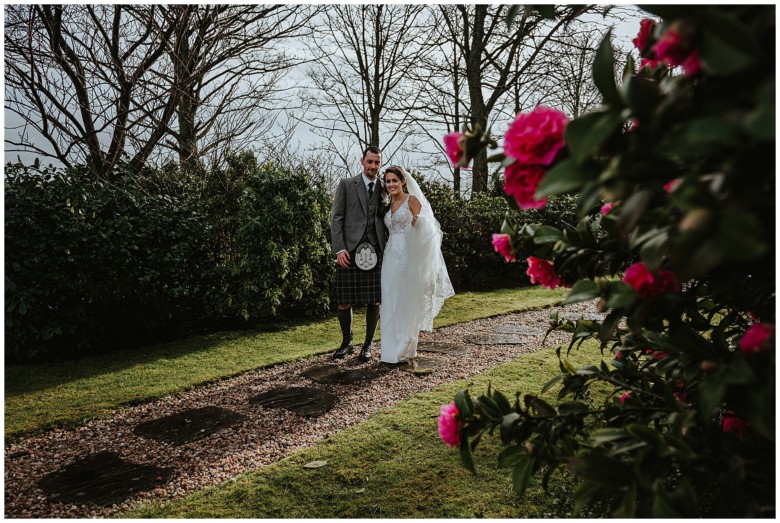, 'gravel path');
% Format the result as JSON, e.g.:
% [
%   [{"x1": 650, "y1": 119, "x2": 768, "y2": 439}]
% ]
[{"x1": 4, "y1": 301, "x2": 600, "y2": 518}]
